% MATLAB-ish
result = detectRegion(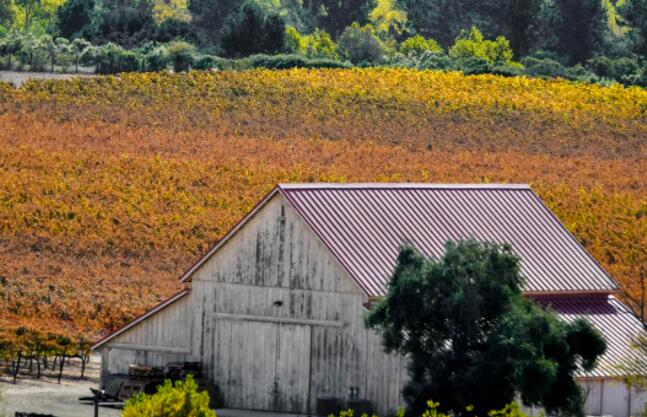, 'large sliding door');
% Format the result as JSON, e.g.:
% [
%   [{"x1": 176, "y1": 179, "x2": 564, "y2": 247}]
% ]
[{"x1": 212, "y1": 318, "x2": 311, "y2": 413}]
